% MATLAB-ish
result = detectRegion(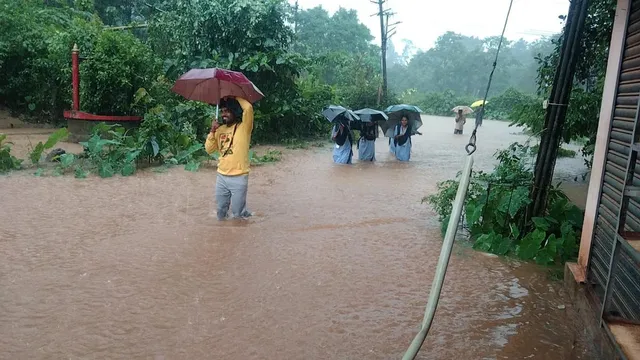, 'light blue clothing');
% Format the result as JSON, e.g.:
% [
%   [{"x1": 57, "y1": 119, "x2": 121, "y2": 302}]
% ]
[
  {"x1": 393, "y1": 125, "x2": 412, "y2": 162},
  {"x1": 358, "y1": 138, "x2": 376, "y2": 161},
  {"x1": 332, "y1": 125, "x2": 353, "y2": 164},
  {"x1": 386, "y1": 128, "x2": 395, "y2": 153}
]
